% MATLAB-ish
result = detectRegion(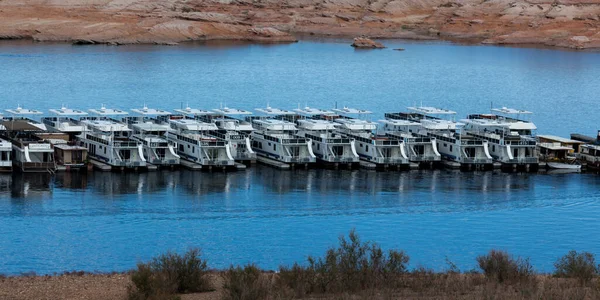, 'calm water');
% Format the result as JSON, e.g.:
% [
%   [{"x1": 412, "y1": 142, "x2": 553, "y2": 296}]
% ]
[{"x1": 0, "y1": 39, "x2": 600, "y2": 275}]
